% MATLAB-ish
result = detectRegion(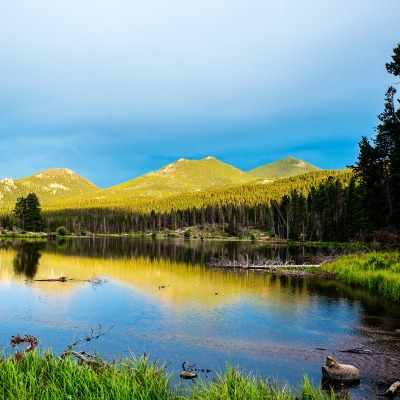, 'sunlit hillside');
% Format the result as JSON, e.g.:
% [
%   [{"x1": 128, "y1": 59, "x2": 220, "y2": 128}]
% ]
[
  {"x1": 0, "y1": 168, "x2": 100, "y2": 211},
  {"x1": 44, "y1": 168, "x2": 352, "y2": 213},
  {"x1": 99, "y1": 156, "x2": 255, "y2": 197},
  {"x1": 248, "y1": 156, "x2": 321, "y2": 178},
  {"x1": 0, "y1": 158, "x2": 342, "y2": 216}
]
